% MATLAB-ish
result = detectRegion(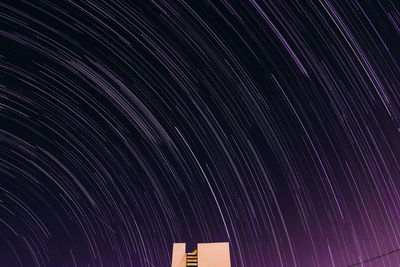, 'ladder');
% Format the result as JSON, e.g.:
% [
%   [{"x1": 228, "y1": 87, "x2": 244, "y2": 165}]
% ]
[{"x1": 186, "y1": 250, "x2": 198, "y2": 266}]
